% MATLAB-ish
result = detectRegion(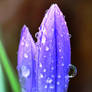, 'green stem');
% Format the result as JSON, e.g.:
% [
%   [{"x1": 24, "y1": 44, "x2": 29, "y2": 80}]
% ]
[
  {"x1": 0, "y1": 64, "x2": 6, "y2": 92},
  {"x1": 0, "y1": 41, "x2": 21, "y2": 92}
]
